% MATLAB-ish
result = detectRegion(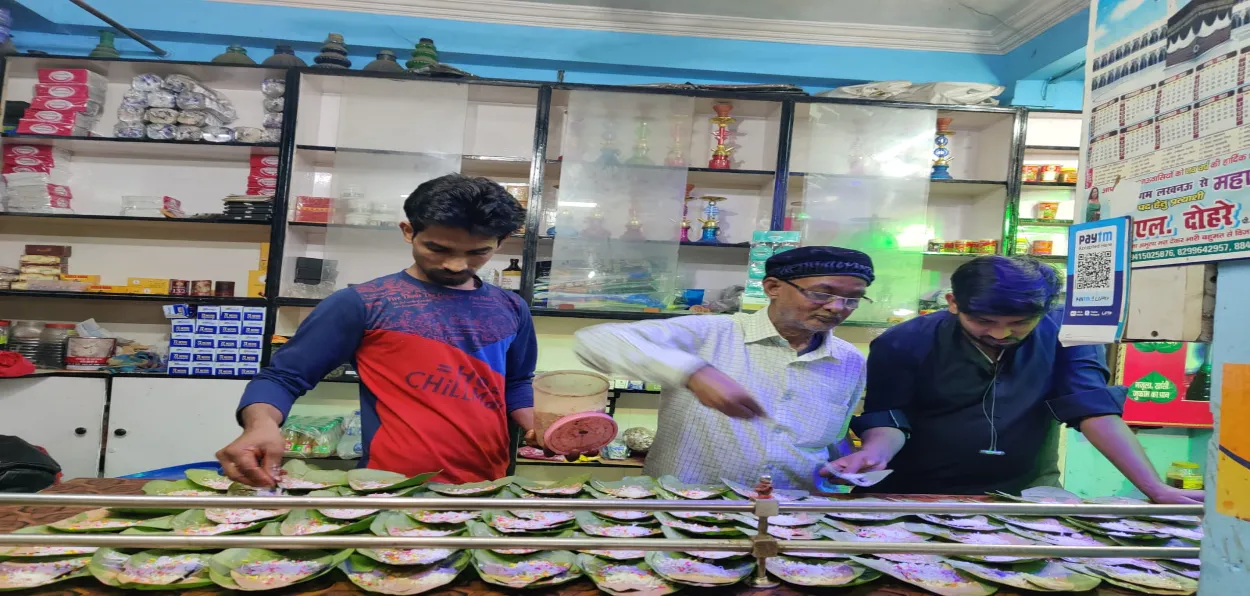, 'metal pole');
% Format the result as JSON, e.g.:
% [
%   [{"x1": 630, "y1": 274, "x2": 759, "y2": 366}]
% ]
[
  {"x1": 0, "y1": 493, "x2": 1202, "y2": 516},
  {"x1": 0, "y1": 534, "x2": 1200, "y2": 559},
  {"x1": 68, "y1": 0, "x2": 169, "y2": 57}
]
